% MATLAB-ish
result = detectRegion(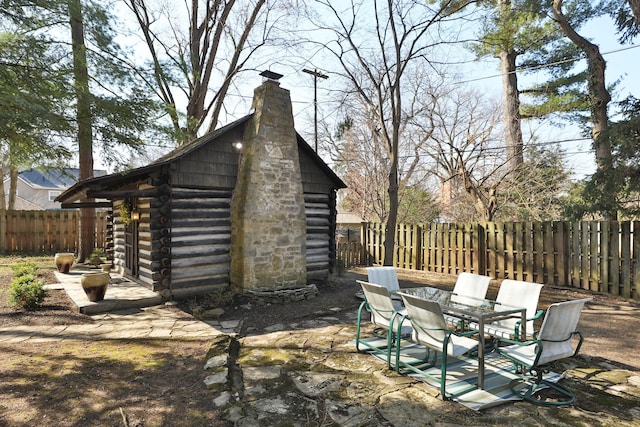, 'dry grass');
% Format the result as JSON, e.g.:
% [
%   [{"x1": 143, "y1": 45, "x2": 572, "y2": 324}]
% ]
[{"x1": 0, "y1": 255, "x2": 223, "y2": 427}]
